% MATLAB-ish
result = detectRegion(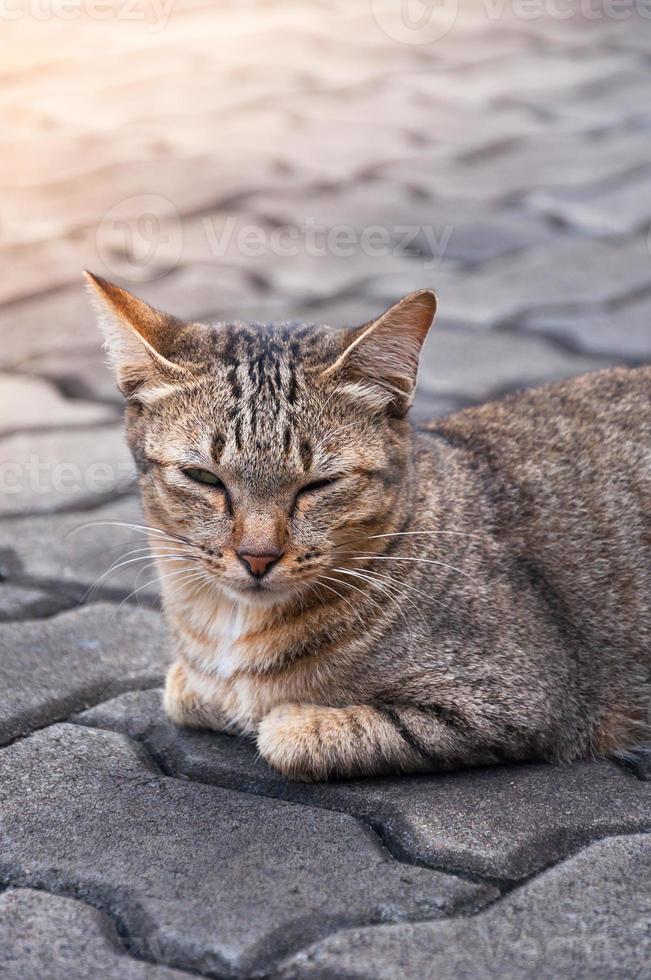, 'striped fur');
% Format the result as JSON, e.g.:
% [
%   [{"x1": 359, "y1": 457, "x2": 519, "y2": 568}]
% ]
[{"x1": 88, "y1": 274, "x2": 651, "y2": 781}]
